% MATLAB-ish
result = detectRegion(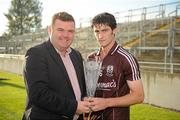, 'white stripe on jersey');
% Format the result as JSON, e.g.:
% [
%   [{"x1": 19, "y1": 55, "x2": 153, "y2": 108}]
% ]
[{"x1": 117, "y1": 47, "x2": 140, "y2": 80}]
